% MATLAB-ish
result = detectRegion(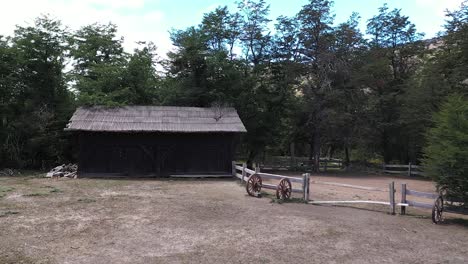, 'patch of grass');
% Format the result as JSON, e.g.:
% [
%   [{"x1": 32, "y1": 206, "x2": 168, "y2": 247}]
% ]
[
  {"x1": 445, "y1": 218, "x2": 468, "y2": 227},
  {"x1": 23, "y1": 192, "x2": 49, "y2": 197},
  {"x1": 324, "y1": 227, "x2": 342, "y2": 237},
  {"x1": 40, "y1": 185, "x2": 63, "y2": 193},
  {"x1": 0, "y1": 186, "x2": 15, "y2": 198},
  {"x1": 49, "y1": 187, "x2": 62, "y2": 193},
  {"x1": 78, "y1": 198, "x2": 96, "y2": 203},
  {"x1": 0, "y1": 210, "x2": 19, "y2": 217},
  {"x1": 270, "y1": 197, "x2": 307, "y2": 204}
]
